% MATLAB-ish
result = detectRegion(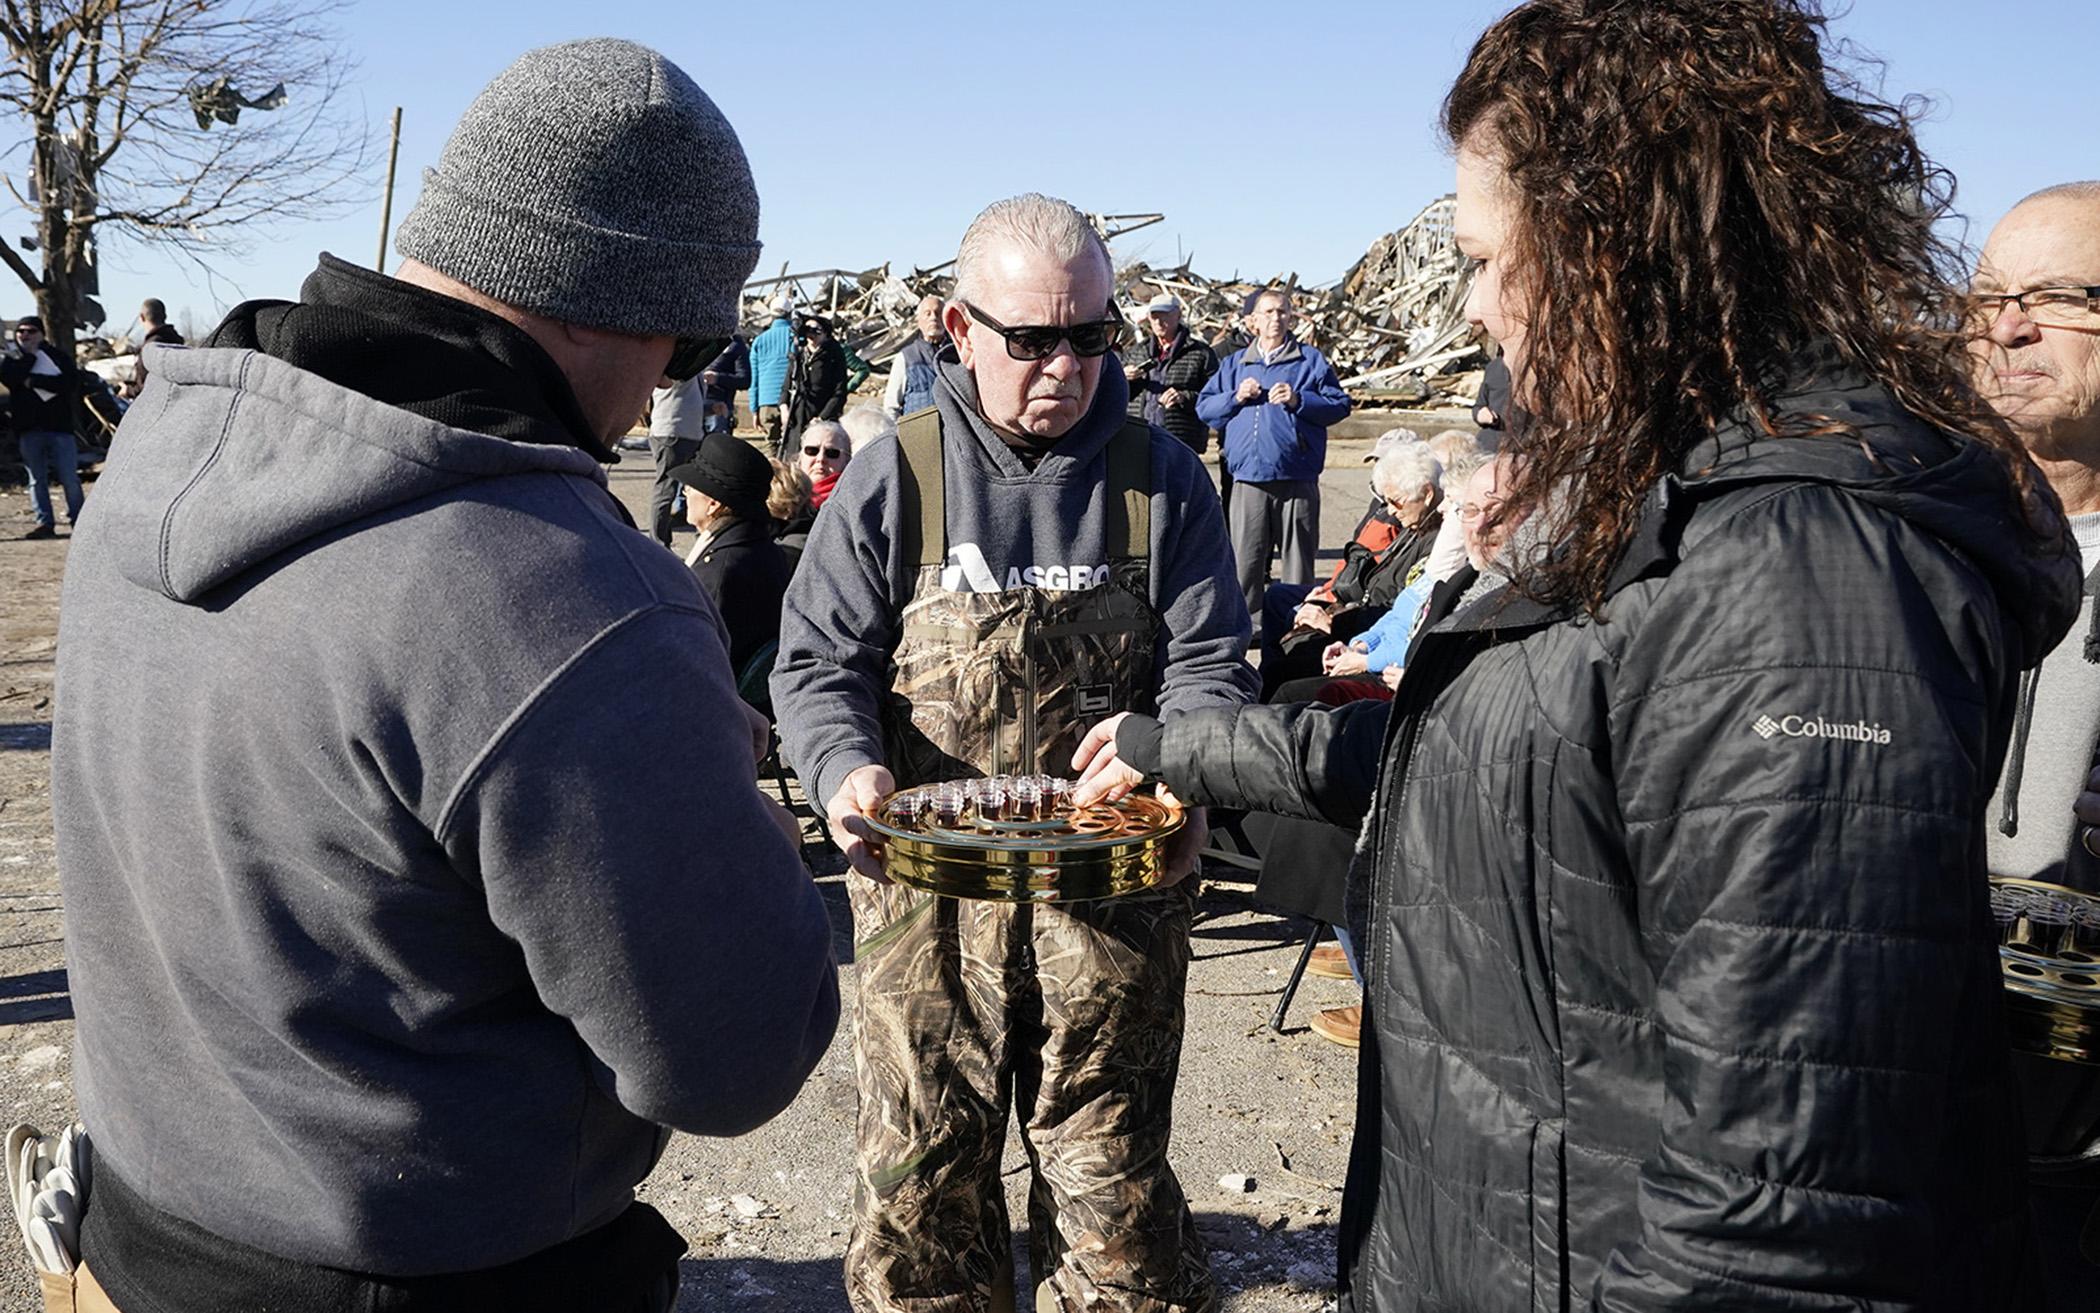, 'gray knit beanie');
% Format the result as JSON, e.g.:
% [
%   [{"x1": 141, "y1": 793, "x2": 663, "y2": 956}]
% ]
[{"x1": 394, "y1": 39, "x2": 761, "y2": 338}]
